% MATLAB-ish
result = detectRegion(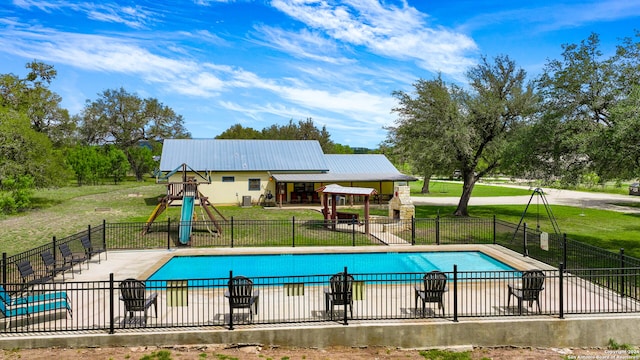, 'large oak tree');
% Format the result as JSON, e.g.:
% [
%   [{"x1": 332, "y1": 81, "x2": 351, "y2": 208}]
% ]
[
  {"x1": 389, "y1": 56, "x2": 537, "y2": 216},
  {"x1": 78, "y1": 88, "x2": 191, "y2": 180}
]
